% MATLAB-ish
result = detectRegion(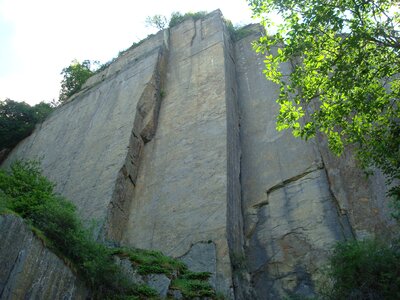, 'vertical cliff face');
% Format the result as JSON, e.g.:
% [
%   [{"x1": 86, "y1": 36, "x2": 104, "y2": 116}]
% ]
[
  {"x1": 2, "y1": 31, "x2": 169, "y2": 241},
  {"x1": 2, "y1": 10, "x2": 394, "y2": 299},
  {"x1": 235, "y1": 28, "x2": 395, "y2": 299},
  {"x1": 121, "y1": 12, "x2": 240, "y2": 295},
  {"x1": 236, "y1": 30, "x2": 351, "y2": 298}
]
